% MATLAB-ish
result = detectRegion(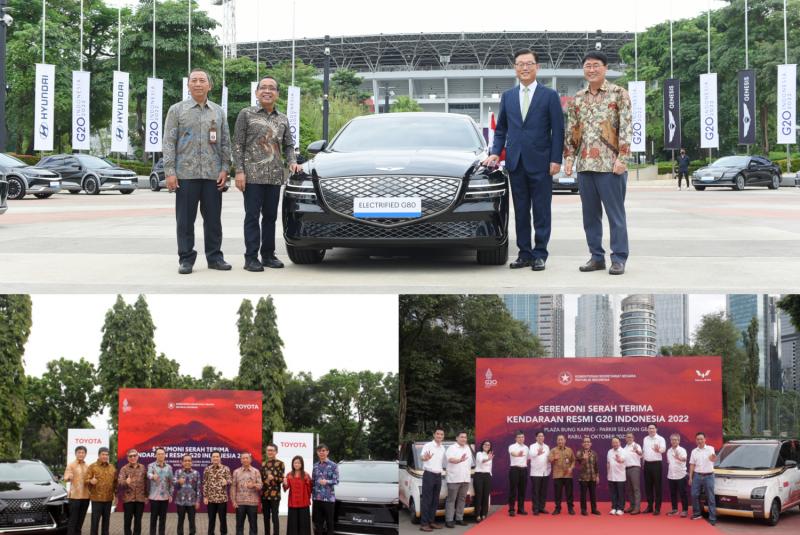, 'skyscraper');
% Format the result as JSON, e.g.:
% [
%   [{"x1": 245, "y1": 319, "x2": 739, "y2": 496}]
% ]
[
  {"x1": 620, "y1": 294, "x2": 657, "y2": 357},
  {"x1": 726, "y1": 294, "x2": 781, "y2": 389},
  {"x1": 779, "y1": 305, "x2": 799, "y2": 392},
  {"x1": 654, "y1": 294, "x2": 690, "y2": 352},
  {"x1": 575, "y1": 295, "x2": 615, "y2": 357},
  {"x1": 503, "y1": 294, "x2": 564, "y2": 358}
]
